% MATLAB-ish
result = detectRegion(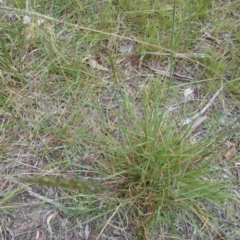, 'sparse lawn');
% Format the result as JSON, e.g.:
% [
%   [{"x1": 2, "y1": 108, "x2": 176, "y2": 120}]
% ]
[{"x1": 0, "y1": 0, "x2": 240, "y2": 239}]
